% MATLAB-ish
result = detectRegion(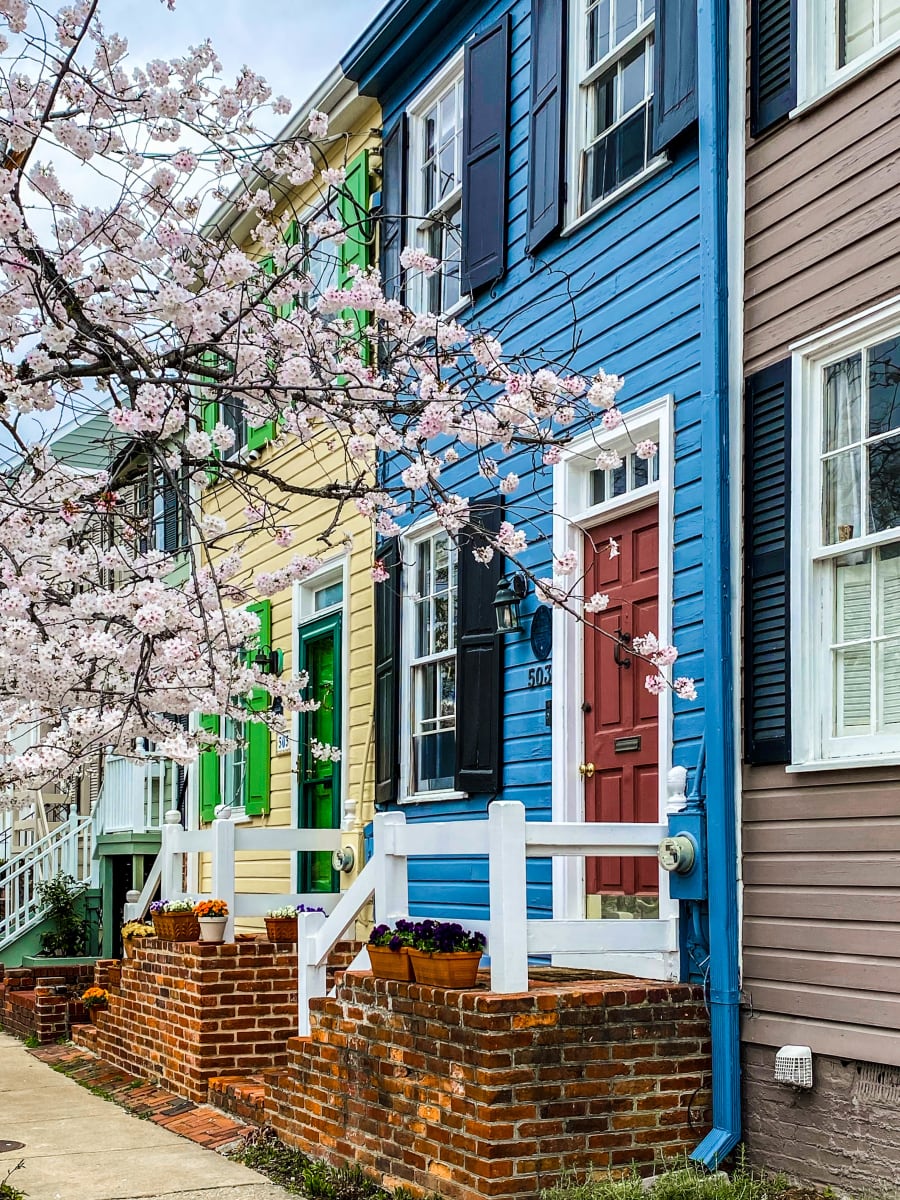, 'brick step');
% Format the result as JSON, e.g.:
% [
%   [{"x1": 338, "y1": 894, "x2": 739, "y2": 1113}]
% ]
[
  {"x1": 72, "y1": 1022, "x2": 99, "y2": 1052},
  {"x1": 207, "y1": 1074, "x2": 267, "y2": 1125}
]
